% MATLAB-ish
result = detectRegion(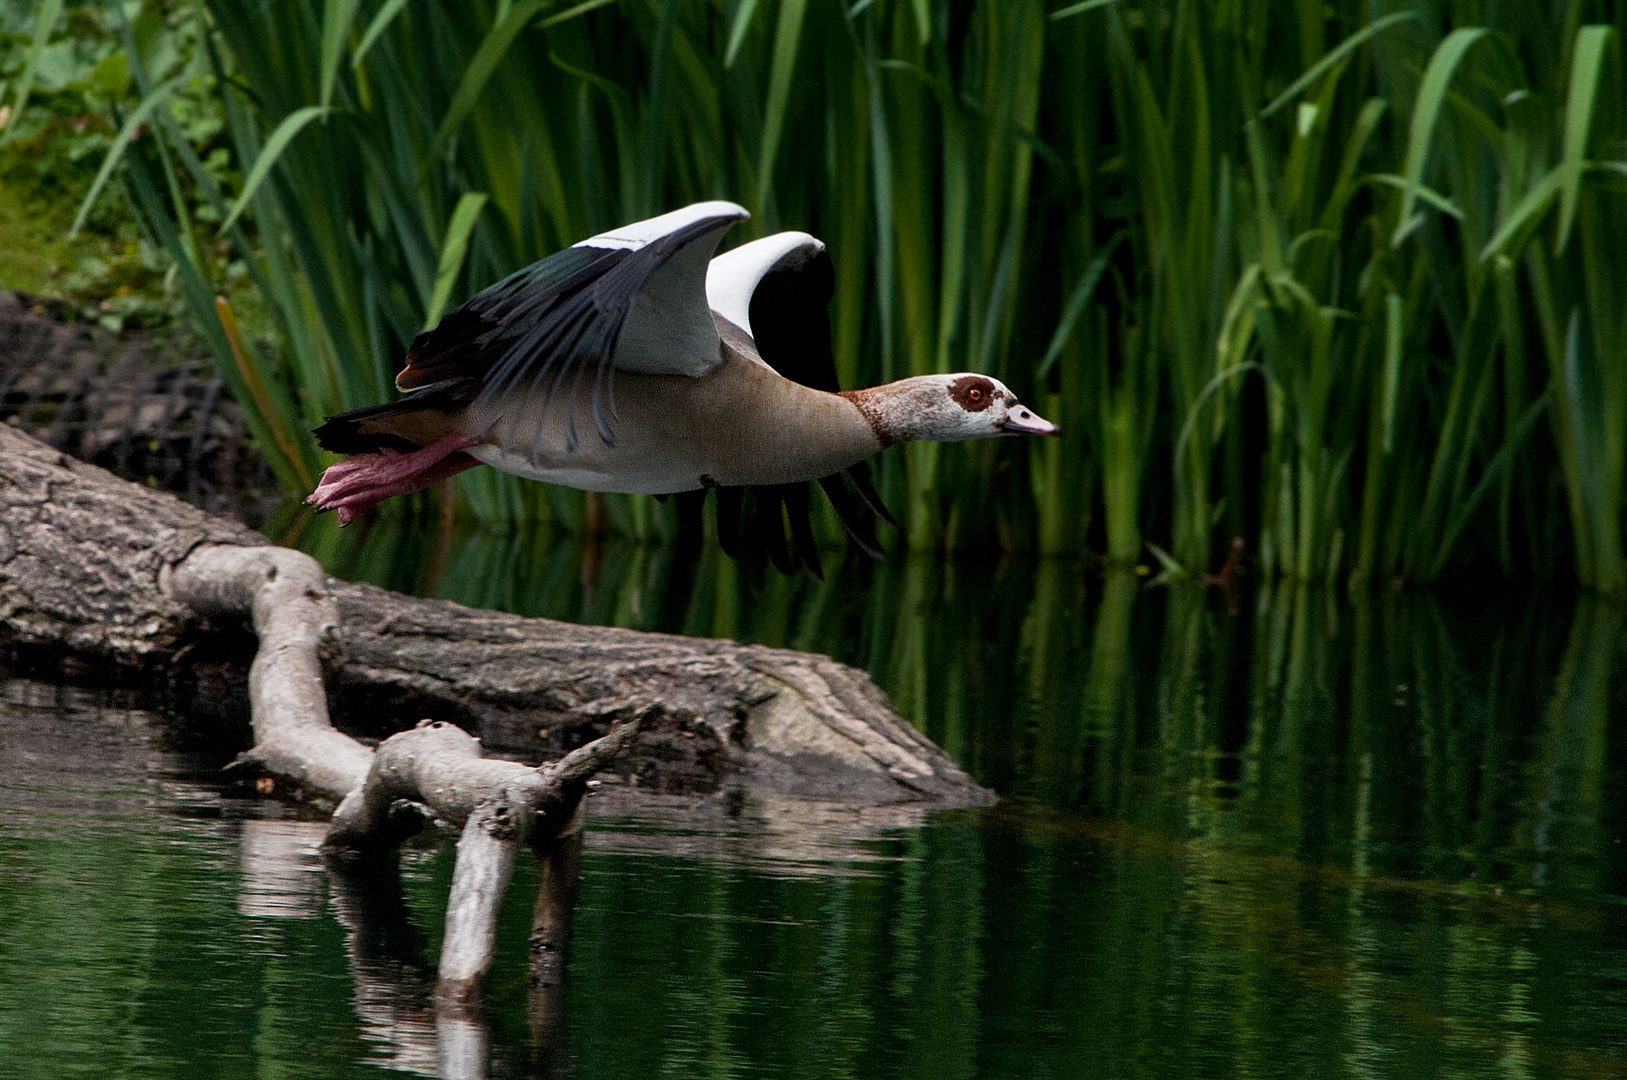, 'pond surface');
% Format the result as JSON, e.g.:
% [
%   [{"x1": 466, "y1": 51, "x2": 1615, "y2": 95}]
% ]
[{"x1": 2, "y1": 517, "x2": 1625, "y2": 1078}]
